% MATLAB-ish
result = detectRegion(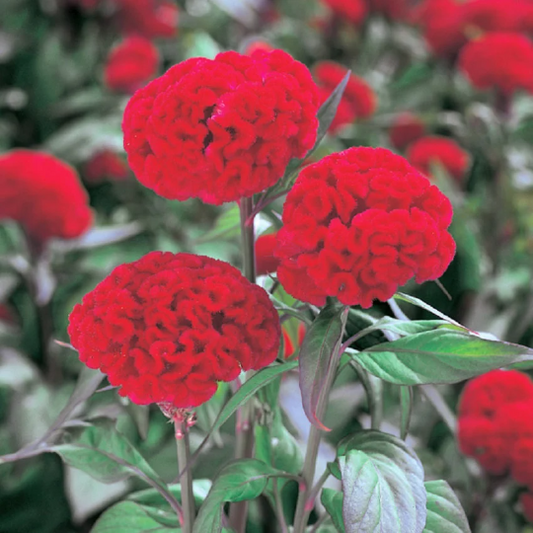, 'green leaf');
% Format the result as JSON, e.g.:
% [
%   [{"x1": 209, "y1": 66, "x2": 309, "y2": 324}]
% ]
[
  {"x1": 321, "y1": 488, "x2": 346, "y2": 533},
  {"x1": 128, "y1": 480, "x2": 213, "y2": 508},
  {"x1": 424, "y1": 480, "x2": 471, "y2": 533},
  {"x1": 356, "y1": 329, "x2": 533, "y2": 385},
  {"x1": 336, "y1": 431, "x2": 426, "y2": 533},
  {"x1": 299, "y1": 304, "x2": 348, "y2": 430},
  {"x1": 91, "y1": 501, "x2": 180, "y2": 533},
  {"x1": 194, "y1": 205, "x2": 240, "y2": 244},
  {"x1": 400, "y1": 387, "x2": 414, "y2": 440},
  {"x1": 393, "y1": 293, "x2": 463, "y2": 328},
  {"x1": 193, "y1": 459, "x2": 285, "y2": 533}
]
